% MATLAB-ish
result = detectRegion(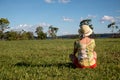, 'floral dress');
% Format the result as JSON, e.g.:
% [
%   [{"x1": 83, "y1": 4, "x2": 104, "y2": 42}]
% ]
[{"x1": 75, "y1": 39, "x2": 97, "y2": 67}]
